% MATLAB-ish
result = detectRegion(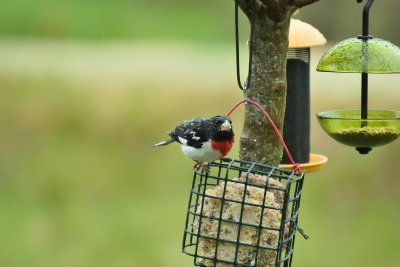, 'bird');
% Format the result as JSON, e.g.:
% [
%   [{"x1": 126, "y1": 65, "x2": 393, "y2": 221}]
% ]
[{"x1": 154, "y1": 115, "x2": 235, "y2": 171}]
